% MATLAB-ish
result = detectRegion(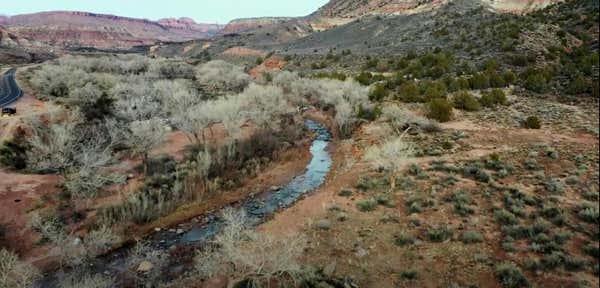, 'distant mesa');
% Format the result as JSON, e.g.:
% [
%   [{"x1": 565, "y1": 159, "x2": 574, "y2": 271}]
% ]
[{"x1": 0, "y1": 11, "x2": 224, "y2": 49}]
